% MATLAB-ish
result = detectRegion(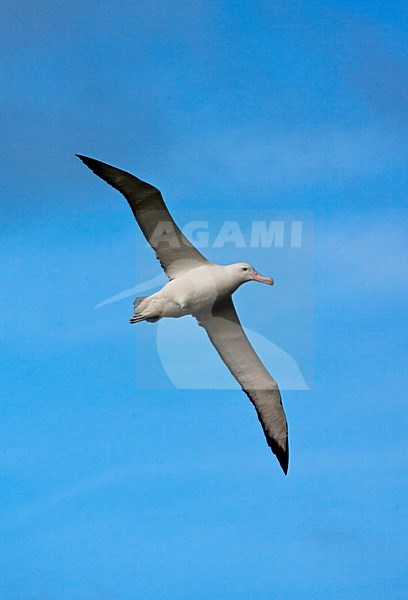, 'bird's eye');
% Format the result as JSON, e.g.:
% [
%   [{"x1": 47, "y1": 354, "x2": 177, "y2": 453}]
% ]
[{"x1": 242, "y1": 267, "x2": 248, "y2": 271}]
